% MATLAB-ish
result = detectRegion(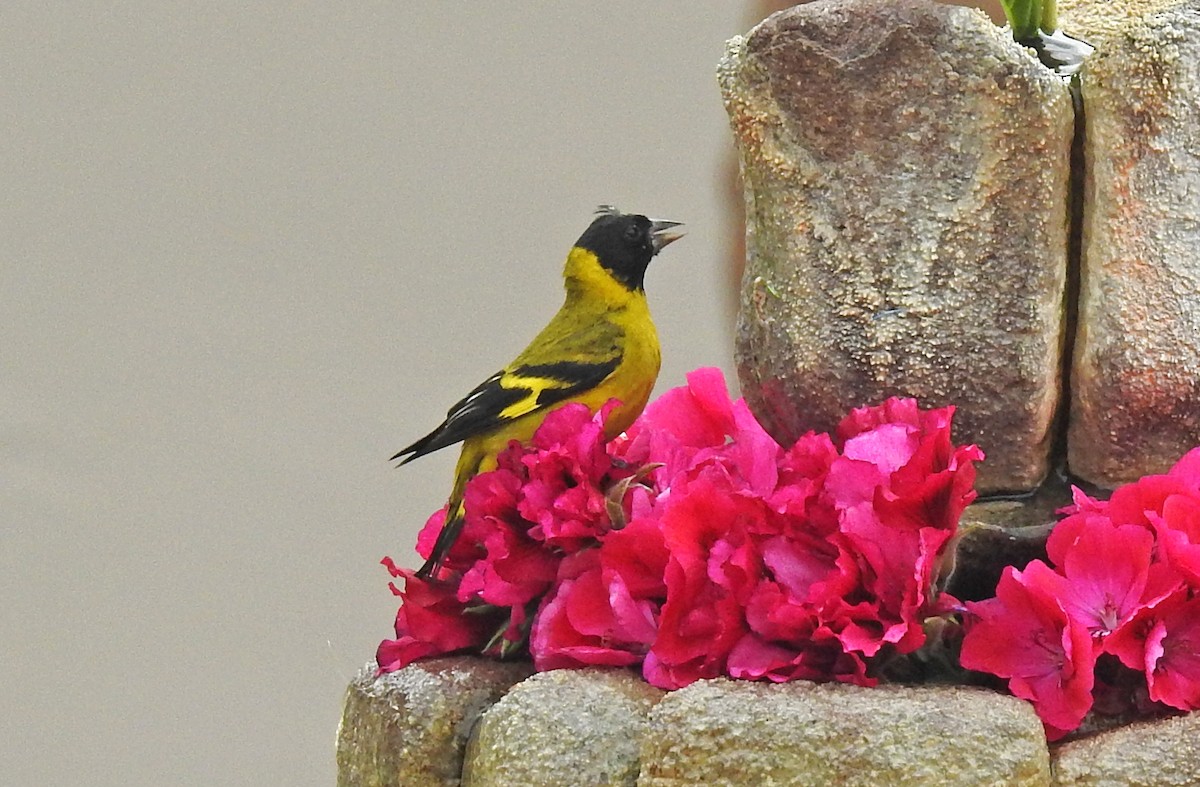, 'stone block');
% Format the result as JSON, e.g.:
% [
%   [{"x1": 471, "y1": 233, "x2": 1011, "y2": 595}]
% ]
[
  {"x1": 1063, "y1": 0, "x2": 1200, "y2": 487},
  {"x1": 1051, "y1": 712, "x2": 1200, "y2": 785},
  {"x1": 463, "y1": 668, "x2": 663, "y2": 787},
  {"x1": 336, "y1": 658, "x2": 532, "y2": 787},
  {"x1": 720, "y1": 0, "x2": 1074, "y2": 493},
  {"x1": 638, "y1": 679, "x2": 1050, "y2": 786}
]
